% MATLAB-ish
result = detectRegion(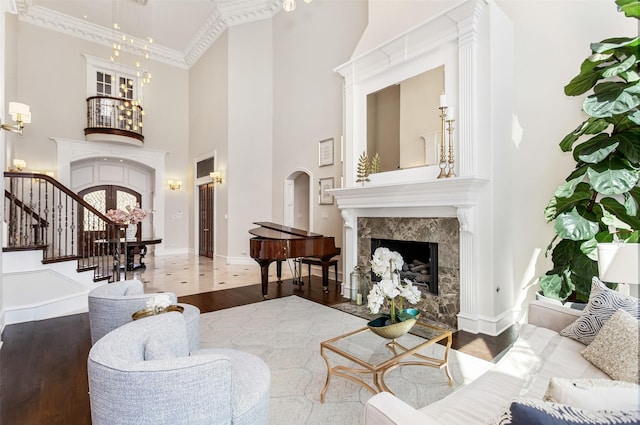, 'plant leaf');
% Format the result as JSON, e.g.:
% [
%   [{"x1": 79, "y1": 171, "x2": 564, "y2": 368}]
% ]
[
  {"x1": 580, "y1": 238, "x2": 599, "y2": 261},
  {"x1": 616, "y1": 0, "x2": 640, "y2": 18},
  {"x1": 539, "y1": 272, "x2": 574, "y2": 301},
  {"x1": 587, "y1": 158, "x2": 640, "y2": 195},
  {"x1": 602, "y1": 54, "x2": 637, "y2": 78},
  {"x1": 629, "y1": 110, "x2": 640, "y2": 125},
  {"x1": 560, "y1": 118, "x2": 610, "y2": 152},
  {"x1": 591, "y1": 36, "x2": 640, "y2": 53},
  {"x1": 545, "y1": 183, "x2": 593, "y2": 220},
  {"x1": 624, "y1": 192, "x2": 639, "y2": 216},
  {"x1": 601, "y1": 206, "x2": 633, "y2": 230},
  {"x1": 601, "y1": 196, "x2": 640, "y2": 229},
  {"x1": 573, "y1": 134, "x2": 618, "y2": 163},
  {"x1": 614, "y1": 129, "x2": 640, "y2": 162},
  {"x1": 565, "y1": 58, "x2": 606, "y2": 96},
  {"x1": 551, "y1": 239, "x2": 580, "y2": 266},
  {"x1": 554, "y1": 176, "x2": 583, "y2": 198},
  {"x1": 554, "y1": 207, "x2": 600, "y2": 241},
  {"x1": 583, "y1": 81, "x2": 640, "y2": 118}
]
